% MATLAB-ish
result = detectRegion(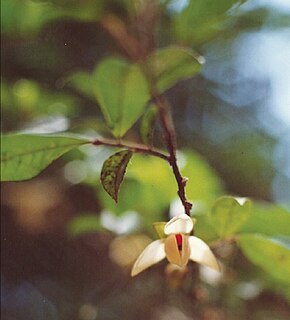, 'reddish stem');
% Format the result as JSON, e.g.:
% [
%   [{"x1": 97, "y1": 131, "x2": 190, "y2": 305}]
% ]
[
  {"x1": 92, "y1": 137, "x2": 169, "y2": 161},
  {"x1": 153, "y1": 94, "x2": 192, "y2": 216}
]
